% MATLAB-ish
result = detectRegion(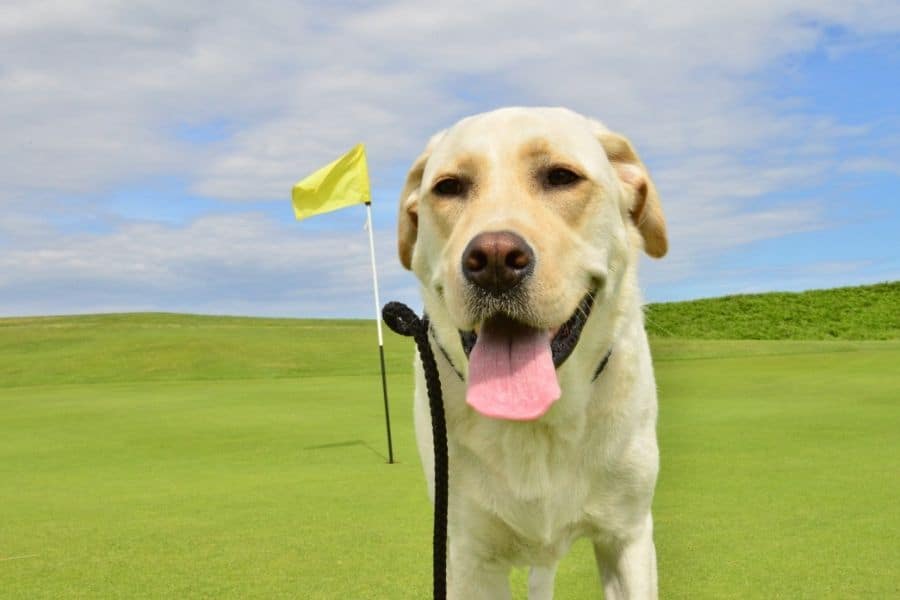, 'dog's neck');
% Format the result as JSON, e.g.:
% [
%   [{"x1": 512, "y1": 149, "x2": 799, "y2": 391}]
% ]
[{"x1": 417, "y1": 264, "x2": 652, "y2": 506}]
